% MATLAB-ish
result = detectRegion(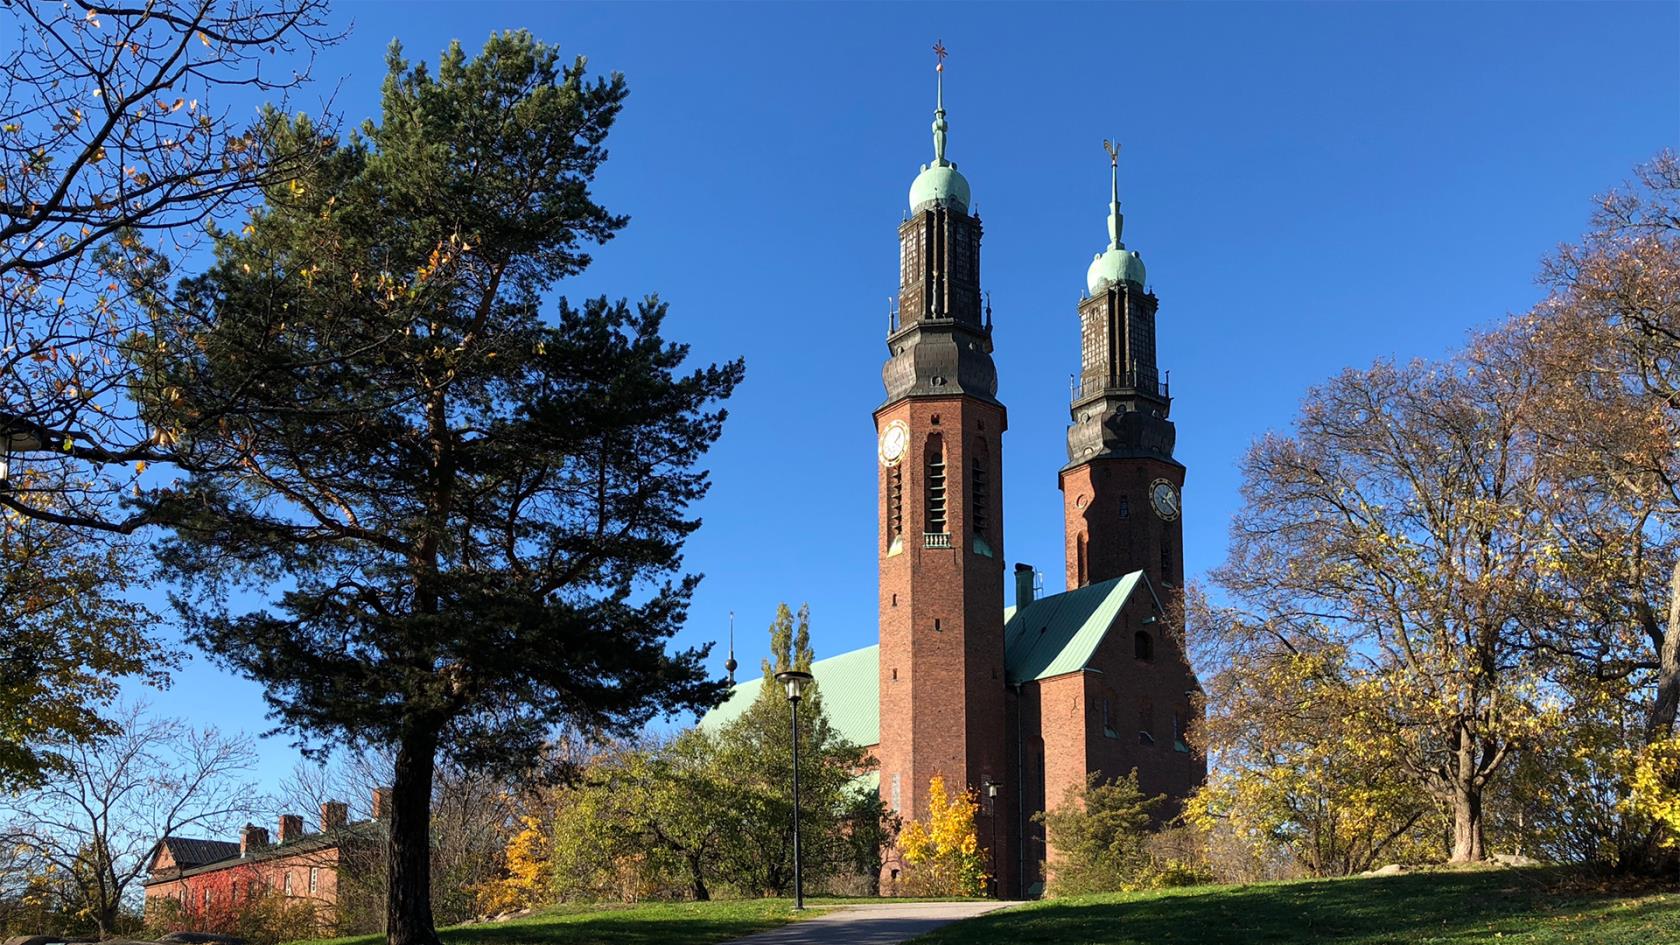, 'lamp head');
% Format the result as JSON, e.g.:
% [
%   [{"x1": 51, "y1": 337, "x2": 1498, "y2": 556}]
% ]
[{"x1": 774, "y1": 669, "x2": 814, "y2": 702}]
